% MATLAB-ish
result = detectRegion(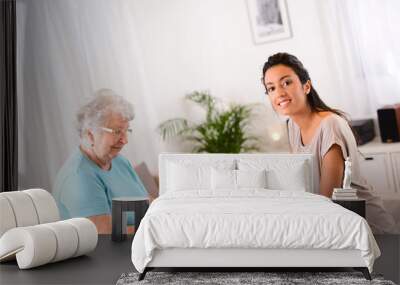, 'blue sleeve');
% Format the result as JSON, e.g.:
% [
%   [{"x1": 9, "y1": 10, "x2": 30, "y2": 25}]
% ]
[{"x1": 59, "y1": 171, "x2": 110, "y2": 219}]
